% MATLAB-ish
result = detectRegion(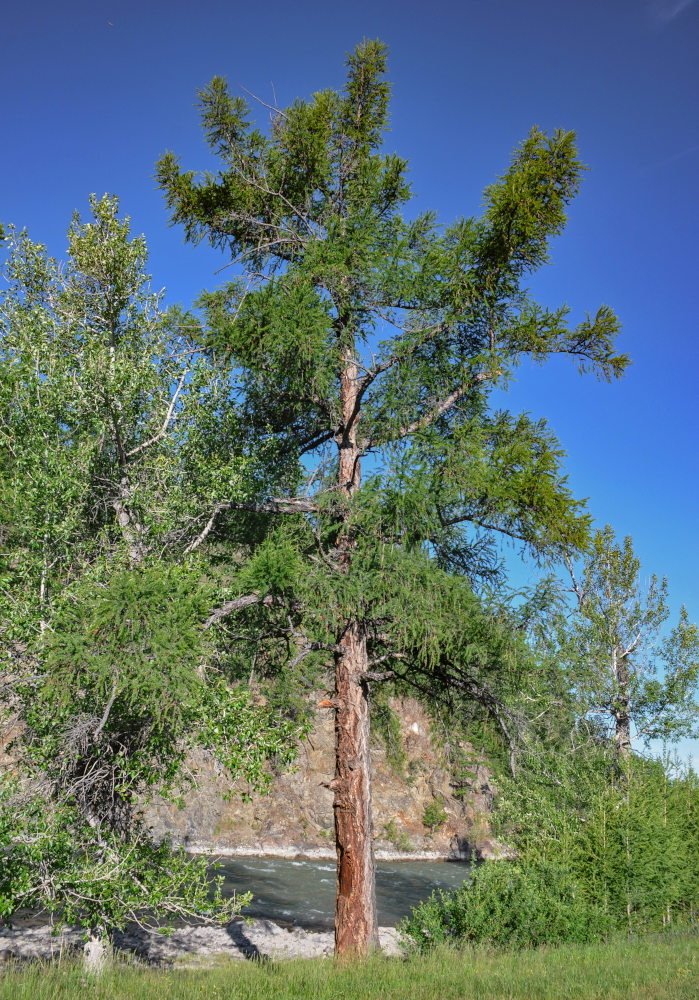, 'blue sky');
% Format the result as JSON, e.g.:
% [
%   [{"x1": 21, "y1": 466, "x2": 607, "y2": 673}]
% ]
[{"x1": 3, "y1": 0, "x2": 697, "y2": 758}]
